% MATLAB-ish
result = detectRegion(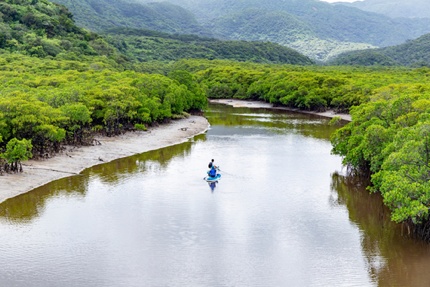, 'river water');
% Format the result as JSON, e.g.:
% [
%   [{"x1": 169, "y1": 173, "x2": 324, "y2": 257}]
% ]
[{"x1": 1, "y1": 103, "x2": 430, "y2": 287}]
